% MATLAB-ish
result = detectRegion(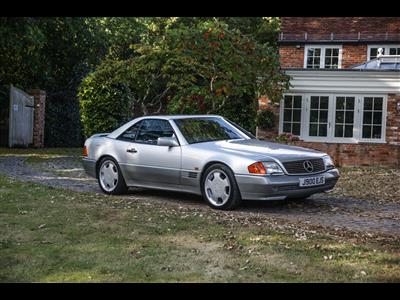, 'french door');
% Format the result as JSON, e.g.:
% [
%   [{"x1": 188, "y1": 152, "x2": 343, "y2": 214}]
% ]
[{"x1": 303, "y1": 94, "x2": 357, "y2": 142}]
